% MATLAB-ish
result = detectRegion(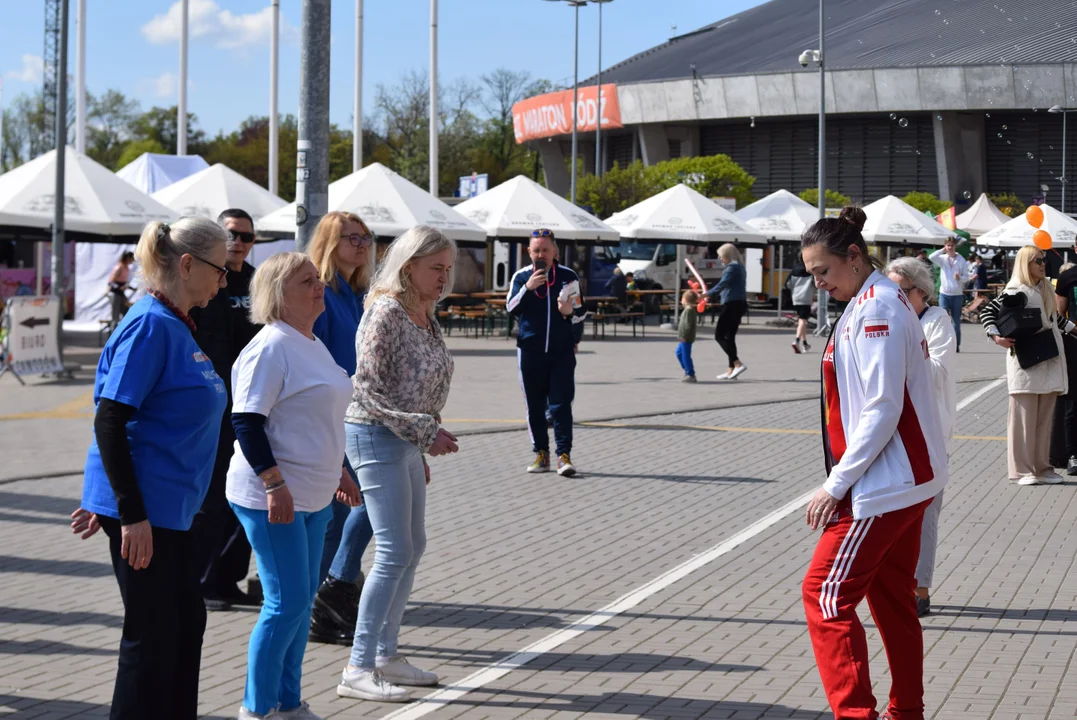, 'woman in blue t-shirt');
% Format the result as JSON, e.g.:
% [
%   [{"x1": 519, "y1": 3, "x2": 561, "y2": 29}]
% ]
[
  {"x1": 70, "y1": 217, "x2": 230, "y2": 720},
  {"x1": 306, "y1": 211, "x2": 375, "y2": 645}
]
